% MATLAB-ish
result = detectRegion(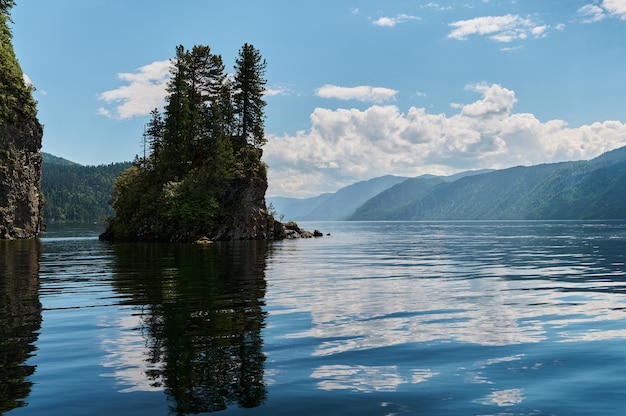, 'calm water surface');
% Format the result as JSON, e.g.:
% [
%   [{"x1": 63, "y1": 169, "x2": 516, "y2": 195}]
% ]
[{"x1": 2, "y1": 221, "x2": 626, "y2": 415}]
